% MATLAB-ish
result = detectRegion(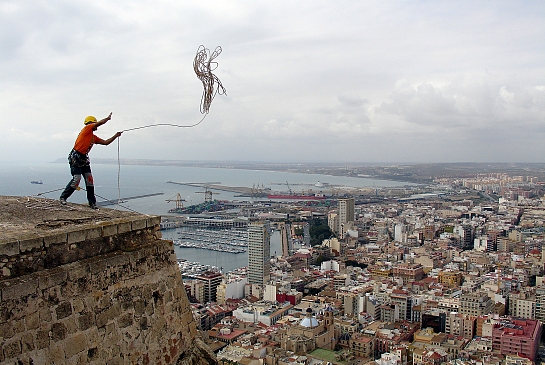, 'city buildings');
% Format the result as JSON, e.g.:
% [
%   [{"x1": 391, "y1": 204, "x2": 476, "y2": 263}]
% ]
[{"x1": 173, "y1": 170, "x2": 545, "y2": 364}]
